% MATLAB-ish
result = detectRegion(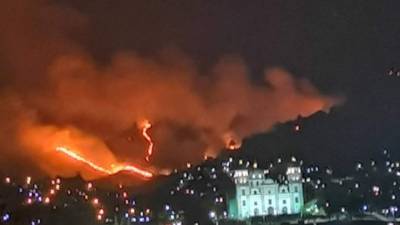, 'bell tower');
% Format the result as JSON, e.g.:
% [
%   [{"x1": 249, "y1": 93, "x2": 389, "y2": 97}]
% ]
[{"x1": 286, "y1": 166, "x2": 304, "y2": 214}]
